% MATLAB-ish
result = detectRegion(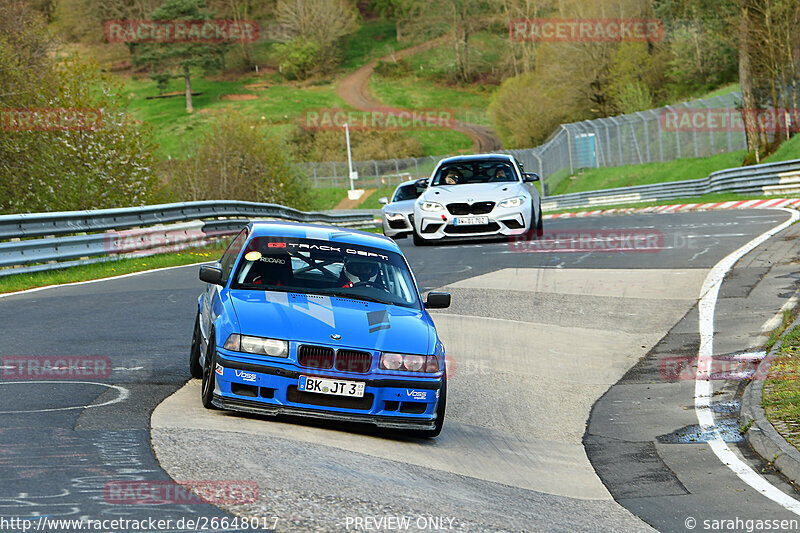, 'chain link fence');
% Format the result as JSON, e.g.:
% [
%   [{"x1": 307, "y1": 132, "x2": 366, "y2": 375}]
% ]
[{"x1": 301, "y1": 92, "x2": 750, "y2": 194}]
